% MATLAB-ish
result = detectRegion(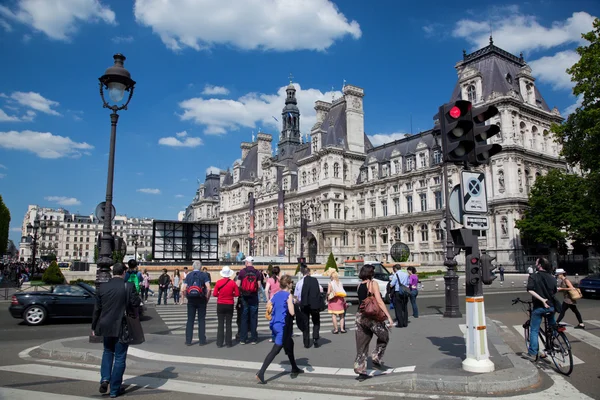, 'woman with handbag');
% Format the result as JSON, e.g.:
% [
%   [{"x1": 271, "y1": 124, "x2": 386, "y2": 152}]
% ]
[
  {"x1": 213, "y1": 266, "x2": 240, "y2": 347},
  {"x1": 327, "y1": 271, "x2": 347, "y2": 334},
  {"x1": 555, "y1": 269, "x2": 585, "y2": 329},
  {"x1": 354, "y1": 264, "x2": 394, "y2": 381}
]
